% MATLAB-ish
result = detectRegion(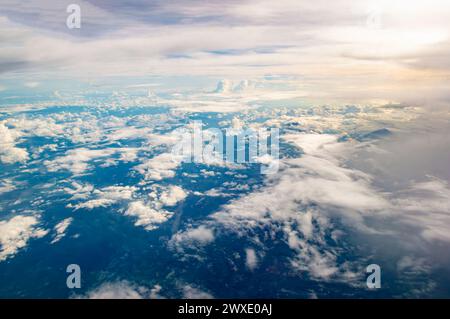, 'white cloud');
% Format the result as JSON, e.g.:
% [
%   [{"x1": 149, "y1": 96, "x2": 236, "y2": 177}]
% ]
[
  {"x1": 0, "y1": 215, "x2": 48, "y2": 261},
  {"x1": 149, "y1": 284, "x2": 165, "y2": 299},
  {"x1": 83, "y1": 281, "x2": 197, "y2": 299},
  {"x1": 170, "y1": 225, "x2": 215, "y2": 253},
  {"x1": 245, "y1": 248, "x2": 258, "y2": 271},
  {"x1": 1, "y1": 1, "x2": 450, "y2": 105},
  {"x1": 51, "y1": 217, "x2": 73, "y2": 244},
  {"x1": 128, "y1": 127, "x2": 191, "y2": 182},
  {"x1": 0, "y1": 122, "x2": 29, "y2": 164},
  {"x1": 169, "y1": 133, "x2": 390, "y2": 280},
  {"x1": 105, "y1": 127, "x2": 152, "y2": 143},
  {"x1": 182, "y1": 285, "x2": 214, "y2": 299},
  {"x1": 24, "y1": 81, "x2": 39, "y2": 88},
  {"x1": 0, "y1": 145, "x2": 29, "y2": 164},
  {"x1": 122, "y1": 184, "x2": 188, "y2": 230},
  {"x1": 45, "y1": 147, "x2": 142, "y2": 176},
  {"x1": 83, "y1": 281, "x2": 145, "y2": 299},
  {"x1": 134, "y1": 152, "x2": 181, "y2": 181},
  {"x1": 6, "y1": 117, "x2": 66, "y2": 138},
  {"x1": 393, "y1": 178, "x2": 450, "y2": 243},
  {"x1": 397, "y1": 256, "x2": 430, "y2": 274},
  {"x1": 124, "y1": 201, "x2": 172, "y2": 230},
  {"x1": 45, "y1": 148, "x2": 116, "y2": 175},
  {"x1": 167, "y1": 124, "x2": 450, "y2": 281},
  {"x1": 203, "y1": 188, "x2": 227, "y2": 197},
  {"x1": 70, "y1": 185, "x2": 136, "y2": 210},
  {"x1": 72, "y1": 198, "x2": 117, "y2": 210},
  {"x1": 159, "y1": 185, "x2": 187, "y2": 206},
  {"x1": 0, "y1": 179, "x2": 16, "y2": 194},
  {"x1": 63, "y1": 182, "x2": 95, "y2": 200},
  {"x1": 63, "y1": 181, "x2": 187, "y2": 231}
]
